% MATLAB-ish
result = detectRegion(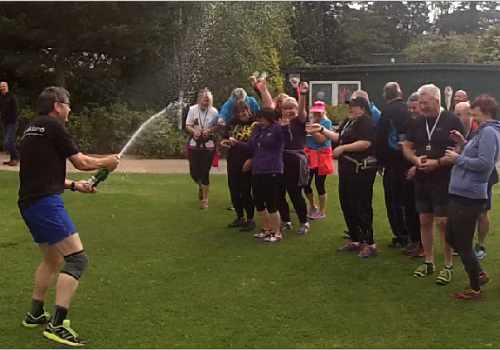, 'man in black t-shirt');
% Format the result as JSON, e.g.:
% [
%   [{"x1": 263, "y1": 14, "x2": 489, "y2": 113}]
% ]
[
  {"x1": 376, "y1": 82, "x2": 413, "y2": 249},
  {"x1": 19, "y1": 87, "x2": 119, "y2": 346},
  {"x1": 403, "y1": 84, "x2": 464, "y2": 284}
]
